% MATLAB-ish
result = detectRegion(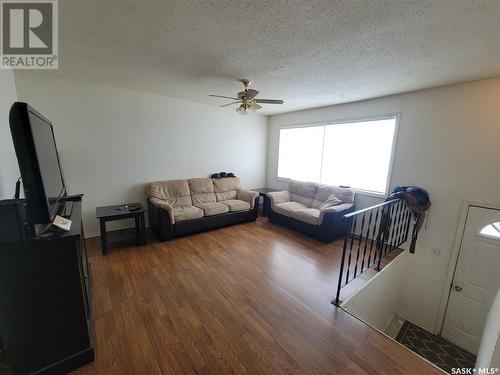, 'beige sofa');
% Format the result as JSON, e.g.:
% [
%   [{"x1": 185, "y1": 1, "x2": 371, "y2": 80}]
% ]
[
  {"x1": 267, "y1": 180, "x2": 355, "y2": 242},
  {"x1": 147, "y1": 177, "x2": 259, "y2": 240}
]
